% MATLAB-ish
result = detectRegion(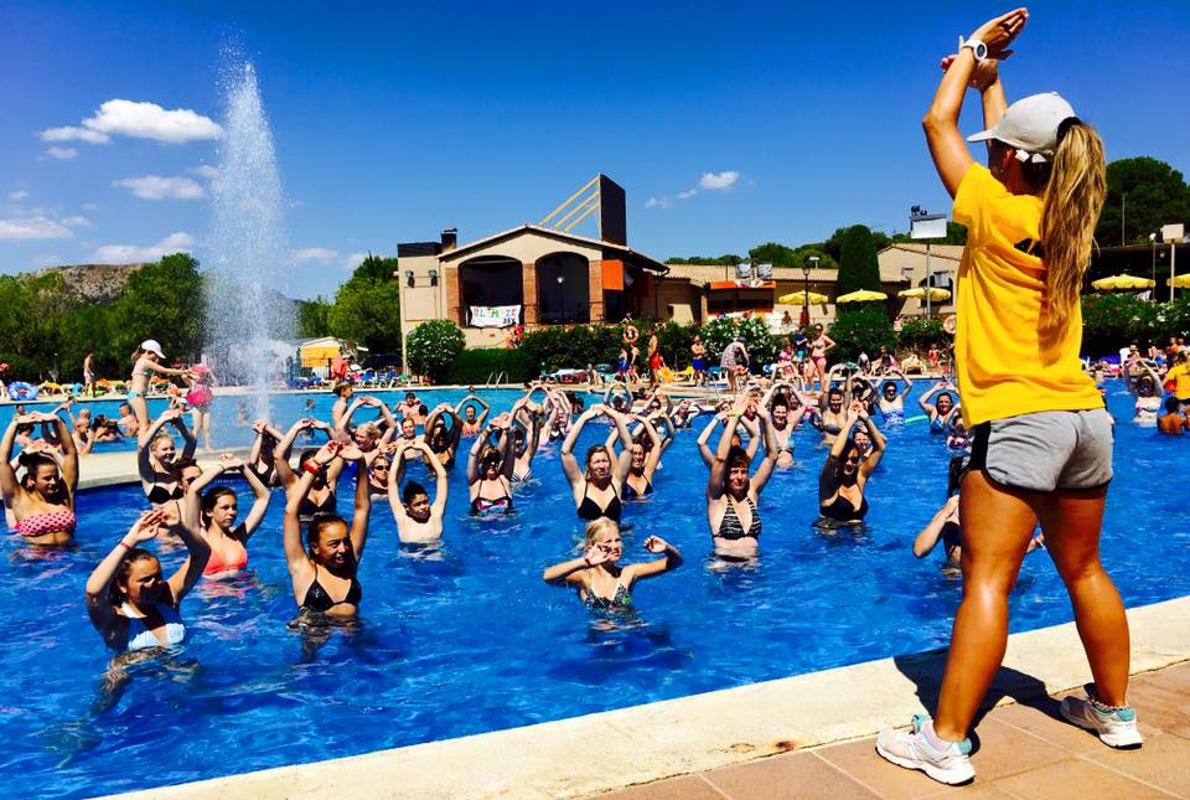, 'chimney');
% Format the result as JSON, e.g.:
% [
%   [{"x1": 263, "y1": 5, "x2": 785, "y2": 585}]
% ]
[{"x1": 441, "y1": 228, "x2": 458, "y2": 252}]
